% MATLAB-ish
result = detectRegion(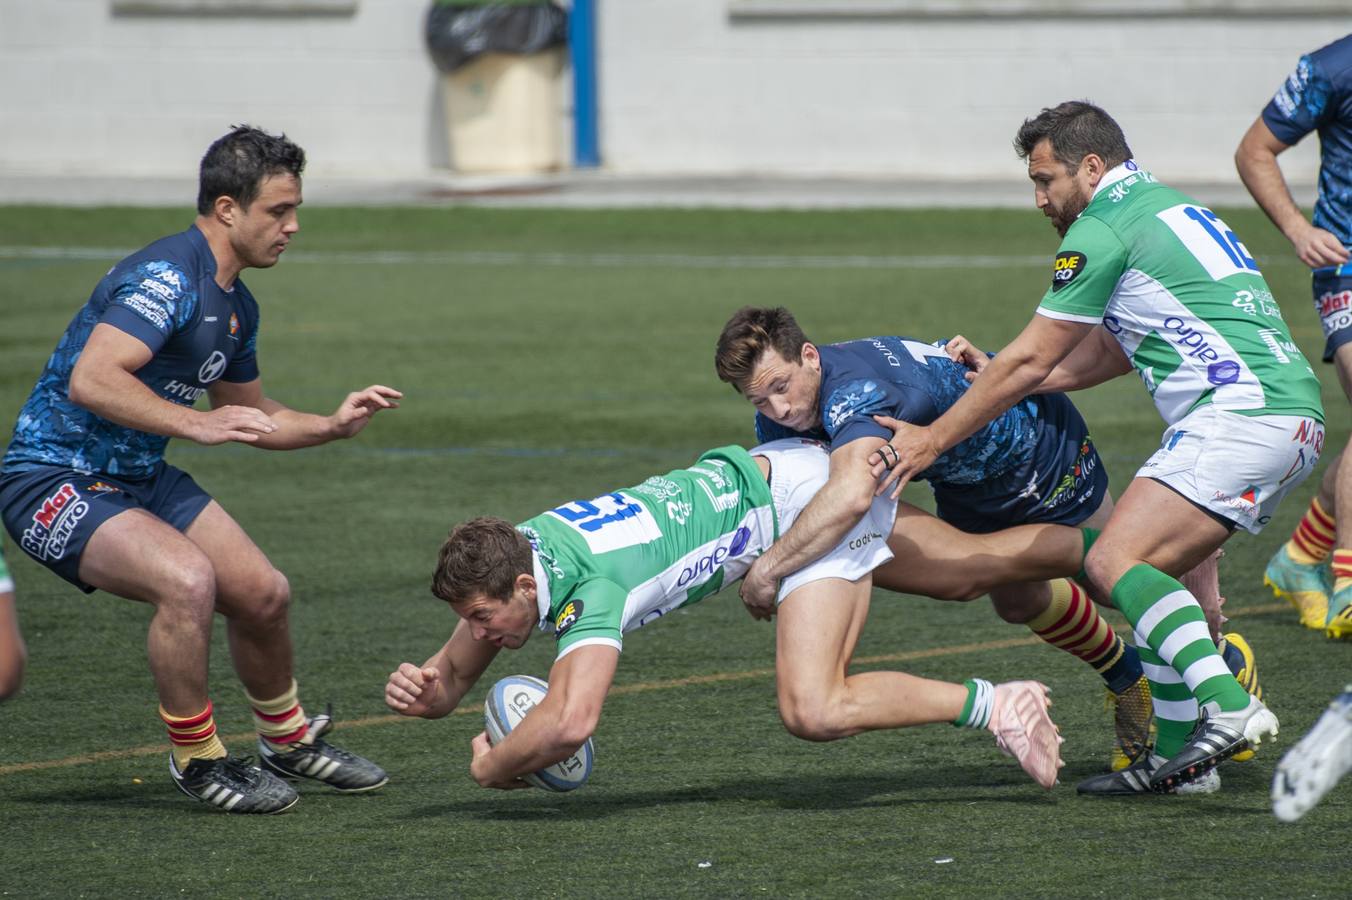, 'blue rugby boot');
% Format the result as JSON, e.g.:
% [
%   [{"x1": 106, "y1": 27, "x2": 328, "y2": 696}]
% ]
[{"x1": 1264, "y1": 546, "x2": 1330, "y2": 631}]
